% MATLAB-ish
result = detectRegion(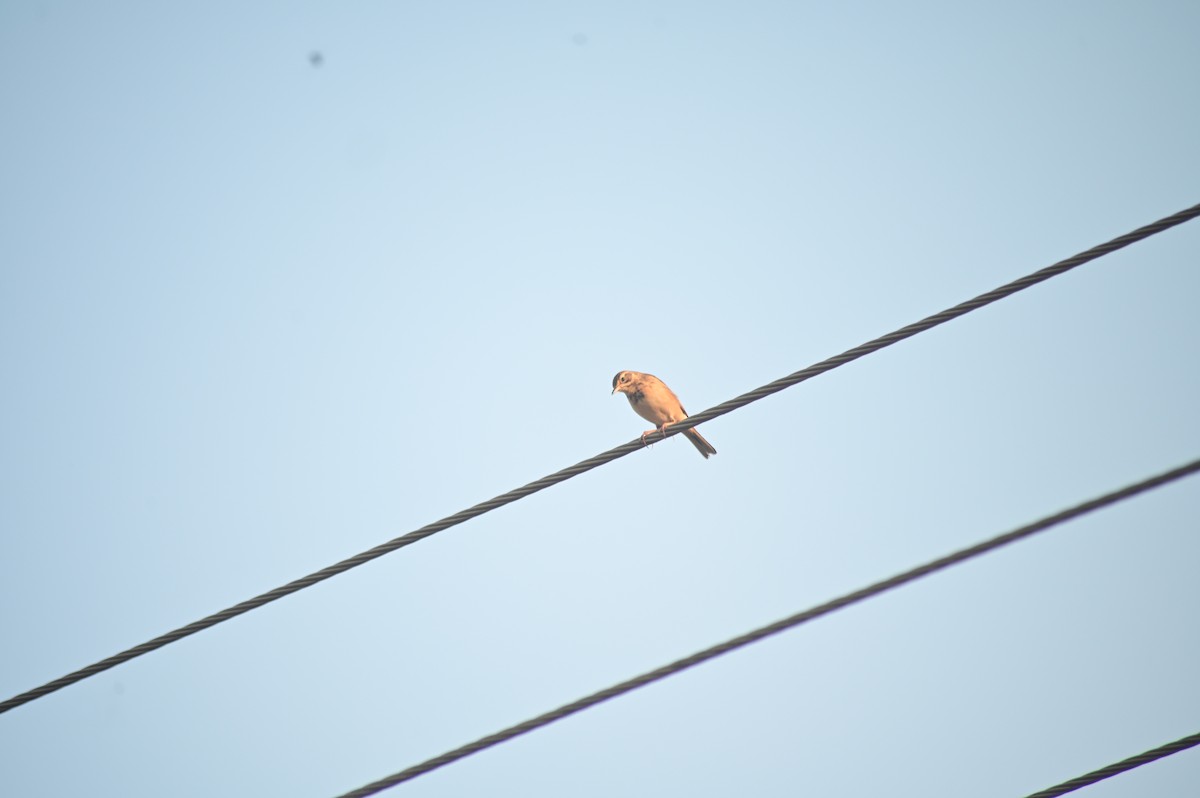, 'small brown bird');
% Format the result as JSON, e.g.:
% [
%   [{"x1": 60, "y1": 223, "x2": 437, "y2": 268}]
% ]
[{"x1": 612, "y1": 370, "x2": 717, "y2": 459}]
